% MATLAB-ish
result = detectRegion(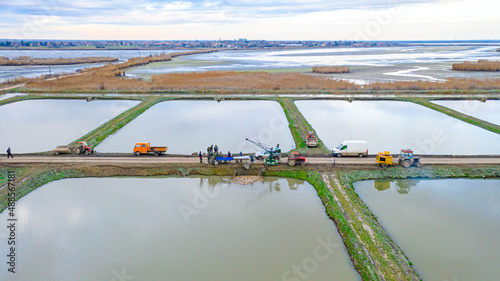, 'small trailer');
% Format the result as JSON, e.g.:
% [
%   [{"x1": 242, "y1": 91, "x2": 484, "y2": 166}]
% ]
[
  {"x1": 212, "y1": 155, "x2": 250, "y2": 165},
  {"x1": 134, "y1": 142, "x2": 168, "y2": 156}
]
